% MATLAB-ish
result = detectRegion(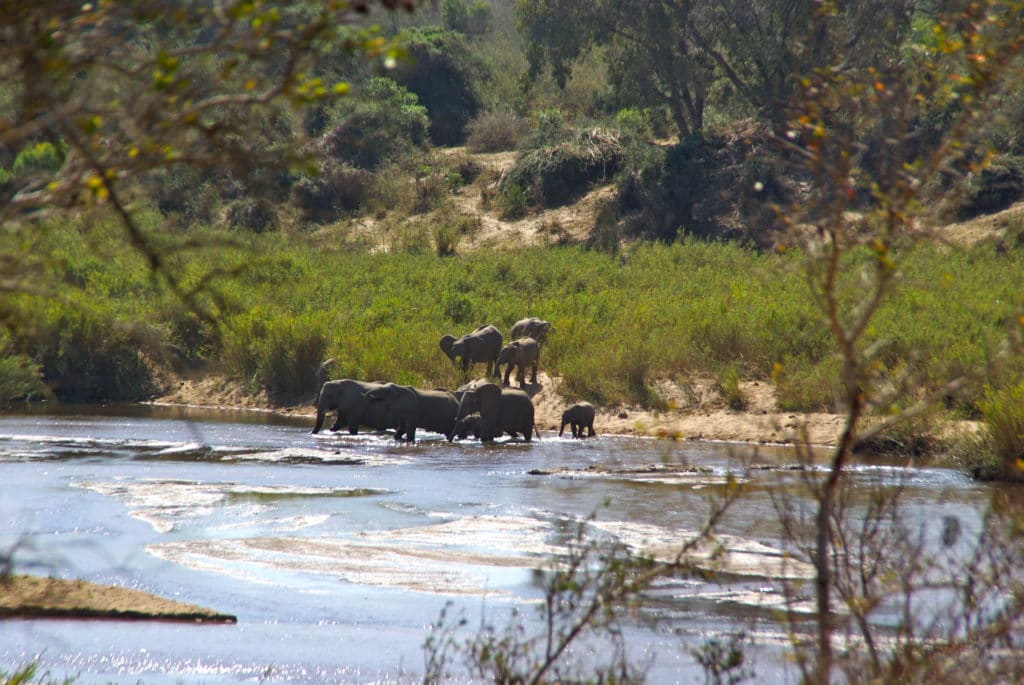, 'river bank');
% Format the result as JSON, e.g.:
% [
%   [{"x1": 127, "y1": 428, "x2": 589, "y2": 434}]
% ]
[{"x1": 153, "y1": 372, "x2": 853, "y2": 448}]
